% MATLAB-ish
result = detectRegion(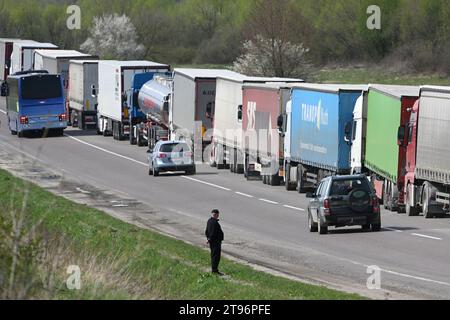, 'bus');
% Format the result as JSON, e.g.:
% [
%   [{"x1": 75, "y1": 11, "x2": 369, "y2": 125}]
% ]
[{"x1": 5, "y1": 72, "x2": 67, "y2": 137}]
